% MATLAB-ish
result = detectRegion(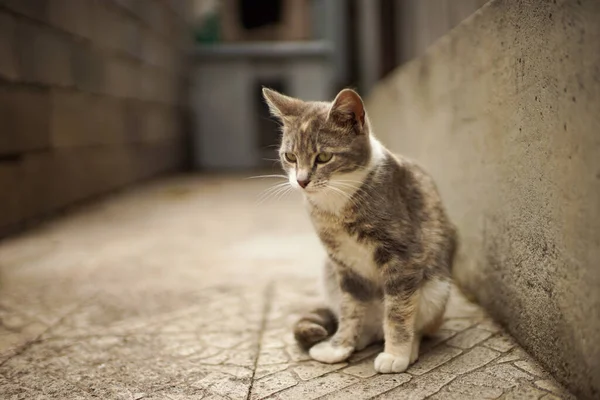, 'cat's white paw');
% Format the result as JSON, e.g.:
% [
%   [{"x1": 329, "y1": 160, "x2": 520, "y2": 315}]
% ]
[
  {"x1": 374, "y1": 352, "x2": 410, "y2": 373},
  {"x1": 309, "y1": 341, "x2": 353, "y2": 364}
]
